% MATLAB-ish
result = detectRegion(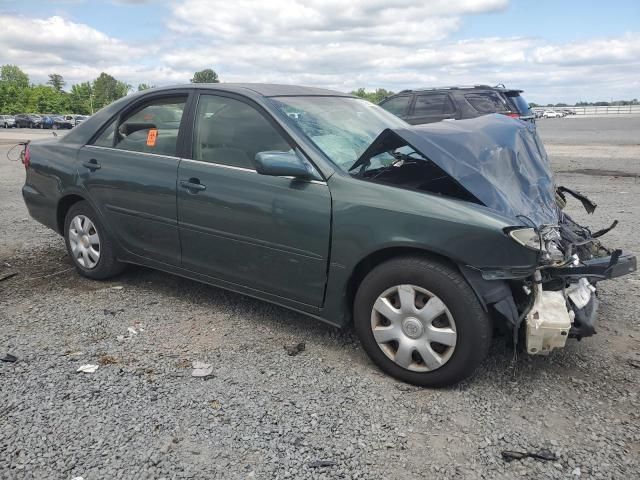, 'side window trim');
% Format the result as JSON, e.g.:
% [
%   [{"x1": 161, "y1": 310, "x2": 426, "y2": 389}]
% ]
[
  {"x1": 189, "y1": 91, "x2": 298, "y2": 162},
  {"x1": 188, "y1": 91, "x2": 324, "y2": 181},
  {"x1": 88, "y1": 90, "x2": 194, "y2": 157},
  {"x1": 412, "y1": 93, "x2": 455, "y2": 116}
]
